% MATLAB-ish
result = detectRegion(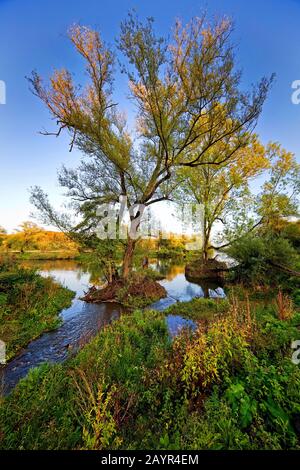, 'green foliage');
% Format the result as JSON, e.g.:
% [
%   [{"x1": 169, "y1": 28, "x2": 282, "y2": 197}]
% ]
[
  {"x1": 0, "y1": 310, "x2": 170, "y2": 449},
  {"x1": 293, "y1": 288, "x2": 300, "y2": 308},
  {"x1": 1, "y1": 222, "x2": 78, "y2": 254},
  {"x1": 0, "y1": 259, "x2": 75, "y2": 360},
  {"x1": 280, "y1": 221, "x2": 300, "y2": 250},
  {"x1": 2, "y1": 295, "x2": 300, "y2": 450},
  {"x1": 163, "y1": 297, "x2": 230, "y2": 321},
  {"x1": 227, "y1": 233, "x2": 298, "y2": 285},
  {"x1": 17, "y1": 251, "x2": 78, "y2": 260}
]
